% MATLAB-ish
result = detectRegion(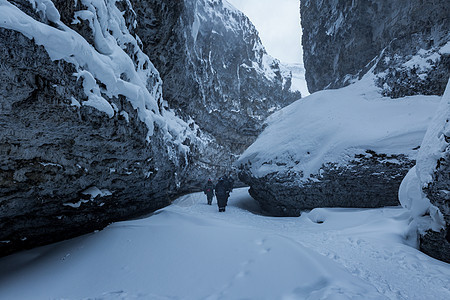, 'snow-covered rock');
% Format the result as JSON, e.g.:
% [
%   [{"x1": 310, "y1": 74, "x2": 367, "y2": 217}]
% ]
[
  {"x1": 399, "y1": 79, "x2": 450, "y2": 263},
  {"x1": 237, "y1": 74, "x2": 440, "y2": 216},
  {"x1": 300, "y1": 0, "x2": 450, "y2": 96},
  {"x1": 298, "y1": 0, "x2": 449, "y2": 263}
]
